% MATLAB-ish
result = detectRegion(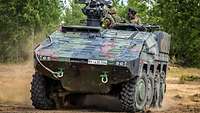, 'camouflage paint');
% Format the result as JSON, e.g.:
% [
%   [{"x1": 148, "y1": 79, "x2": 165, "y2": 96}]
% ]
[
  {"x1": 37, "y1": 30, "x2": 145, "y2": 62},
  {"x1": 34, "y1": 26, "x2": 170, "y2": 93}
]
